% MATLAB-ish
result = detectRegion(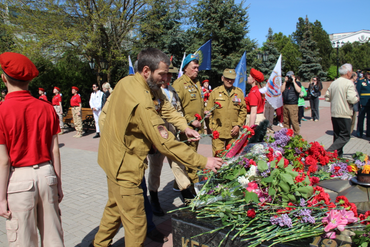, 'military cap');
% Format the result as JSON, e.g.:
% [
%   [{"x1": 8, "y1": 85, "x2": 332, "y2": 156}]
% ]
[
  {"x1": 0, "y1": 52, "x2": 39, "y2": 81},
  {"x1": 182, "y1": 54, "x2": 199, "y2": 70},
  {"x1": 202, "y1": 79, "x2": 209, "y2": 84},
  {"x1": 250, "y1": 68, "x2": 264, "y2": 82},
  {"x1": 72, "y1": 86, "x2": 79, "y2": 91},
  {"x1": 54, "y1": 87, "x2": 61, "y2": 92},
  {"x1": 223, "y1": 69, "x2": 236, "y2": 79},
  {"x1": 39, "y1": 88, "x2": 45, "y2": 92},
  {"x1": 168, "y1": 62, "x2": 178, "y2": 74}
]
